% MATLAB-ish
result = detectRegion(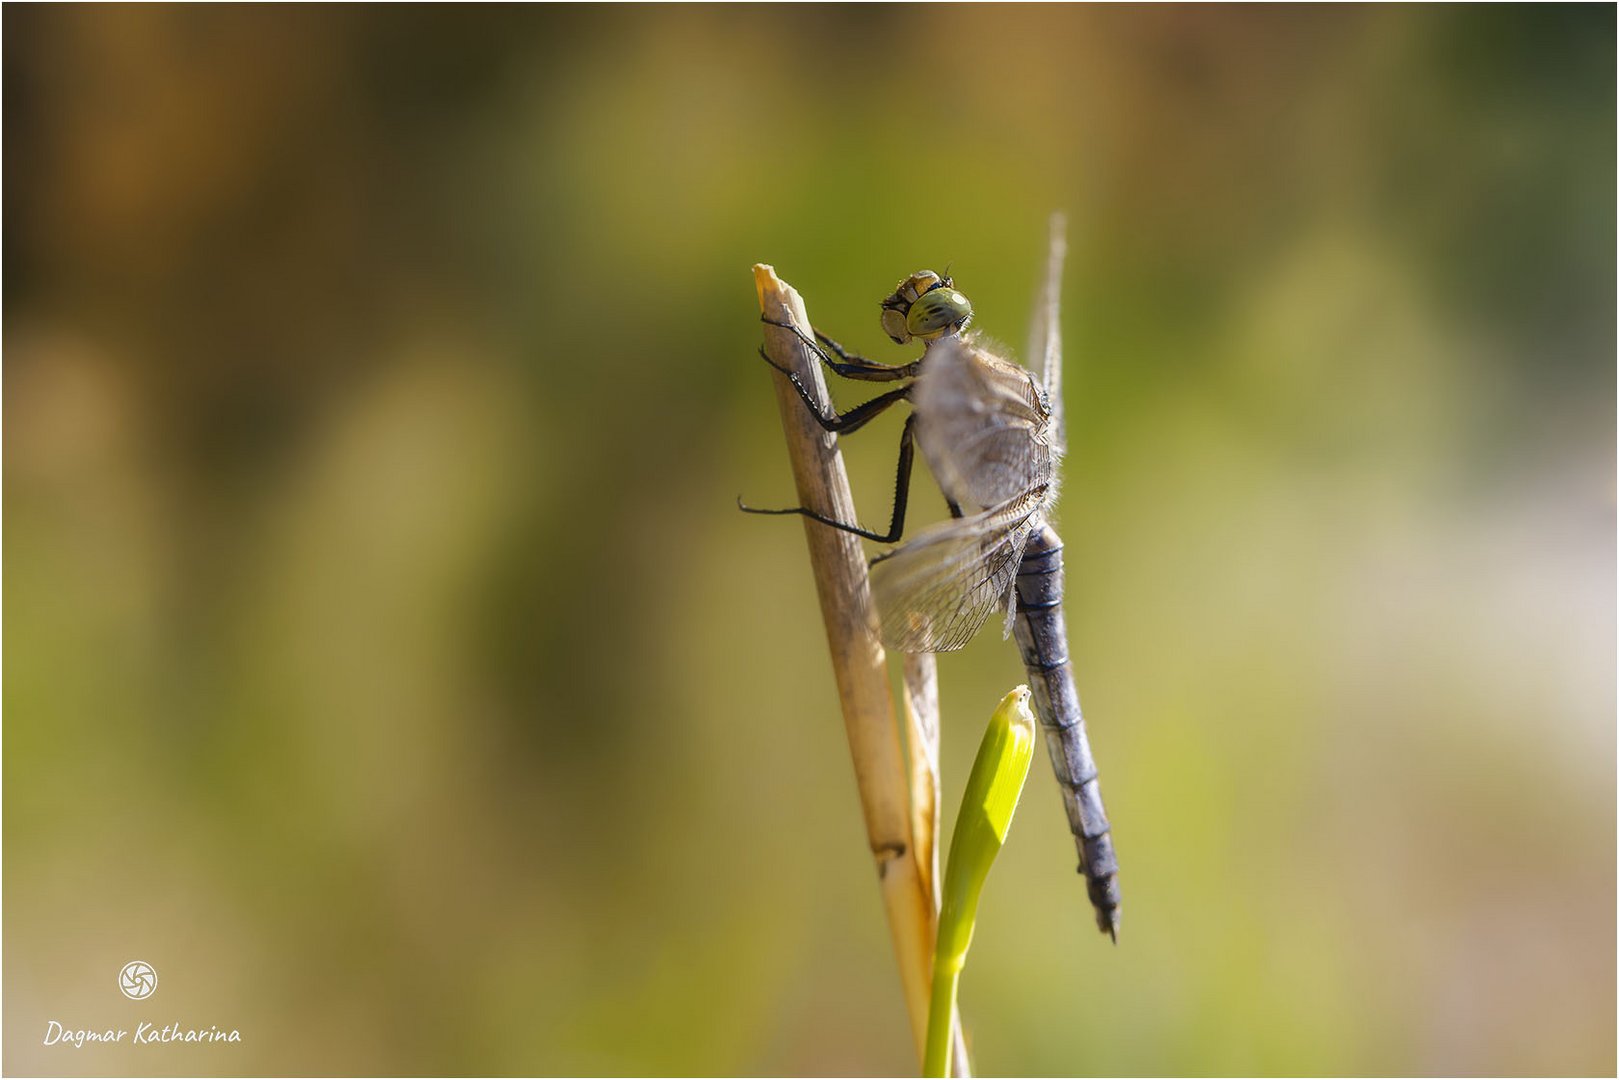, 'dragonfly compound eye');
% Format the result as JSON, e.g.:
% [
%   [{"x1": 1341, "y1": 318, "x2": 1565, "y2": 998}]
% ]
[
  {"x1": 906, "y1": 288, "x2": 973, "y2": 339},
  {"x1": 881, "y1": 306, "x2": 912, "y2": 344},
  {"x1": 880, "y1": 270, "x2": 945, "y2": 341},
  {"x1": 880, "y1": 270, "x2": 957, "y2": 344}
]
